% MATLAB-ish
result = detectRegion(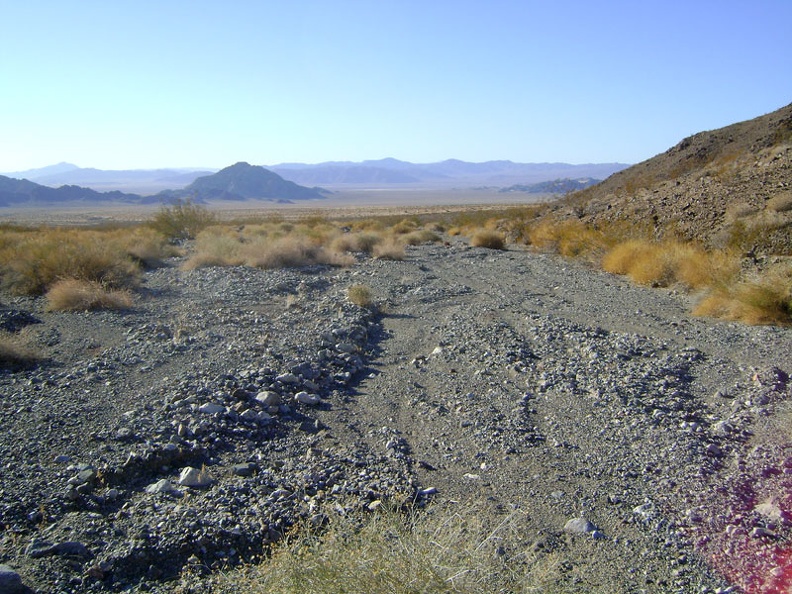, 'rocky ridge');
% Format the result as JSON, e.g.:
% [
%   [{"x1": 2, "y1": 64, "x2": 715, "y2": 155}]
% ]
[
  {"x1": 1, "y1": 239, "x2": 791, "y2": 592},
  {"x1": 562, "y1": 103, "x2": 792, "y2": 254}
]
